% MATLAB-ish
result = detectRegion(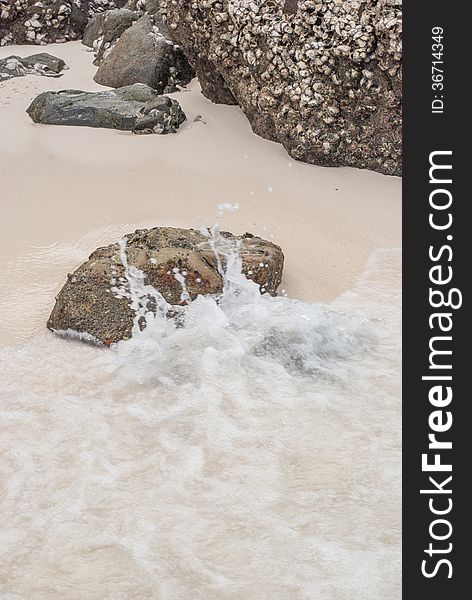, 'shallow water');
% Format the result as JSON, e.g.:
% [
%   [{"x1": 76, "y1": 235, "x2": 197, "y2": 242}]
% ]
[{"x1": 0, "y1": 231, "x2": 401, "y2": 599}]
